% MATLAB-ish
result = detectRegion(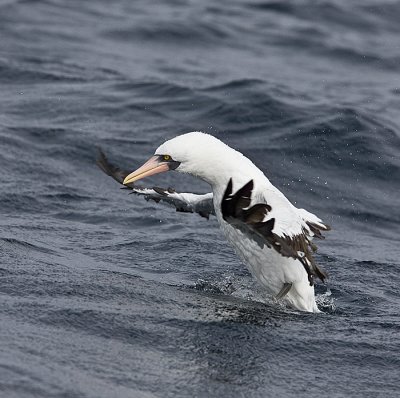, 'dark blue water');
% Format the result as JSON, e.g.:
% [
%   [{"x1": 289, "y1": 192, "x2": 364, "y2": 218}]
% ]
[{"x1": 1, "y1": 0, "x2": 400, "y2": 397}]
